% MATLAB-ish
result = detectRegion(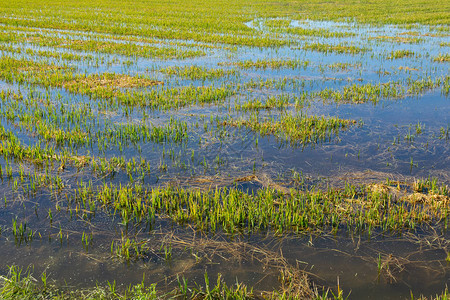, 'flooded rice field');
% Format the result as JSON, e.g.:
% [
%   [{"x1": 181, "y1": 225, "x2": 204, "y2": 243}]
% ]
[{"x1": 0, "y1": 1, "x2": 448, "y2": 299}]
